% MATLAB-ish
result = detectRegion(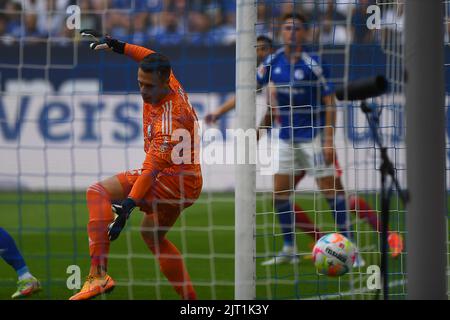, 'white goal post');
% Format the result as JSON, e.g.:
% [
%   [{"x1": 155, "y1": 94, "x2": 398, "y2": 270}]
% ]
[{"x1": 235, "y1": 0, "x2": 257, "y2": 300}]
